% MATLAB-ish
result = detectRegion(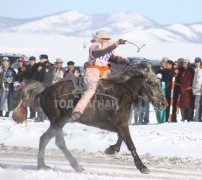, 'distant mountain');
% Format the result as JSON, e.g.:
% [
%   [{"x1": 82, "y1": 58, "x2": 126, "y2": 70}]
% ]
[{"x1": 0, "y1": 10, "x2": 202, "y2": 43}]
